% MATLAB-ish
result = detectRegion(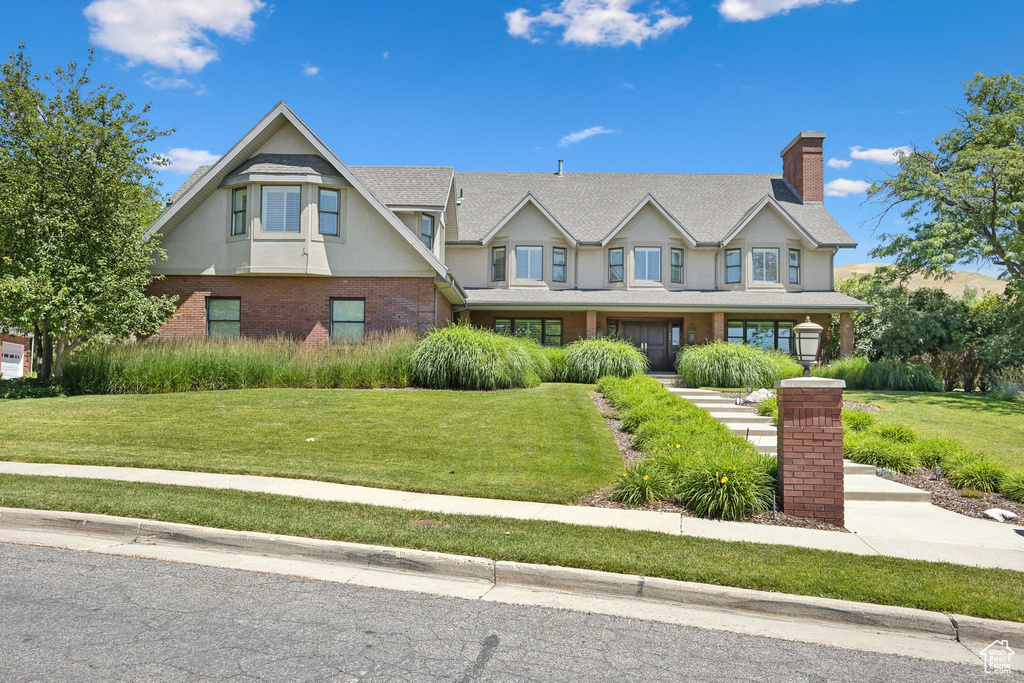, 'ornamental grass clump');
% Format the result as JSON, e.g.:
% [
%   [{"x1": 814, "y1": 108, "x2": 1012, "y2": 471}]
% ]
[
  {"x1": 410, "y1": 325, "x2": 540, "y2": 390},
  {"x1": 945, "y1": 452, "x2": 1005, "y2": 493},
  {"x1": 560, "y1": 337, "x2": 647, "y2": 383},
  {"x1": 757, "y1": 397, "x2": 778, "y2": 424},
  {"x1": 610, "y1": 459, "x2": 673, "y2": 507},
  {"x1": 841, "y1": 408, "x2": 876, "y2": 433},
  {"x1": 676, "y1": 340, "x2": 801, "y2": 389},
  {"x1": 676, "y1": 449, "x2": 774, "y2": 520},
  {"x1": 843, "y1": 432, "x2": 920, "y2": 473},
  {"x1": 813, "y1": 357, "x2": 941, "y2": 392},
  {"x1": 910, "y1": 438, "x2": 965, "y2": 469},
  {"x1": 1001, "y1": 472, "x2": 1024, "y2": 503},
  {"x1": 872, "y1": 423, "x2": 919, "y2": 444}
]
